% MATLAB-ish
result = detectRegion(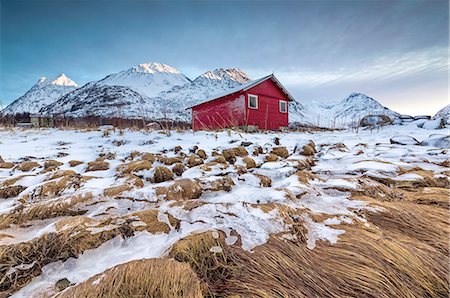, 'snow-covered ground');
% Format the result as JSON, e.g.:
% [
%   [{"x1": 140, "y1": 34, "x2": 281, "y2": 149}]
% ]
[{"x1": 0, "y1": 125, "x2": 448, "y2": 297}]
